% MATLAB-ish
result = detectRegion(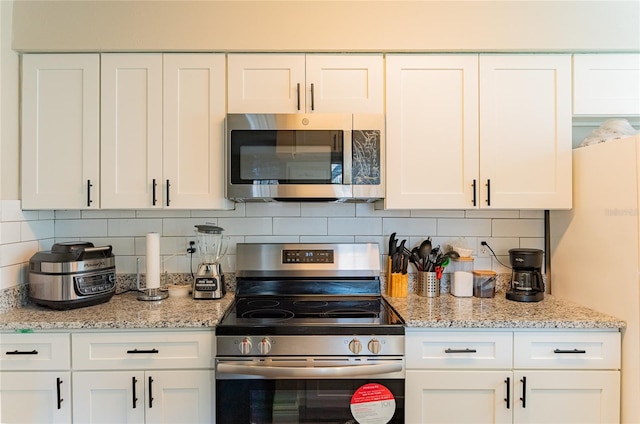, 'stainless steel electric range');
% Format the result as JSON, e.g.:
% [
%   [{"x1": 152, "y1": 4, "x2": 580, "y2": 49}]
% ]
[{"x1": 216, "y1": 243, "x2": 405, "y2": 424}]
